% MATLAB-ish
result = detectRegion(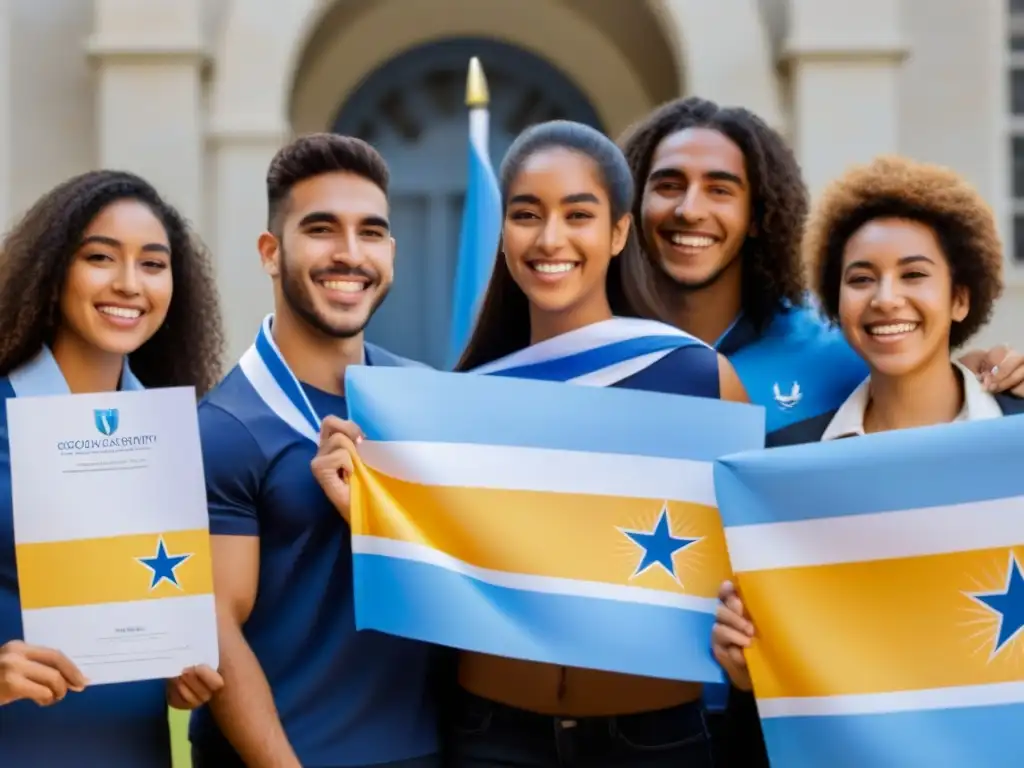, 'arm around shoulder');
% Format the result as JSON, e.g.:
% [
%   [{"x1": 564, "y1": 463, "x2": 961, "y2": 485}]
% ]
[{"x1": 717, "y1": 354, "x2": 750, "y2": 404}]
